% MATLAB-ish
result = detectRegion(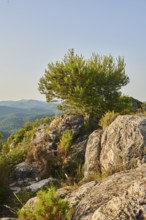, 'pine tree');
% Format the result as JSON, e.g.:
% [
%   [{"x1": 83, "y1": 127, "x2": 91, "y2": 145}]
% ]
[{"x1": 38, "y1": 49, "x2": 130, "y2": 125}]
